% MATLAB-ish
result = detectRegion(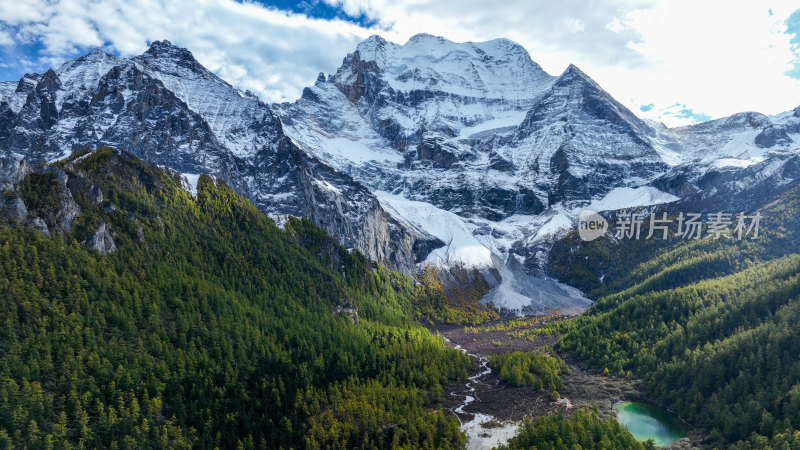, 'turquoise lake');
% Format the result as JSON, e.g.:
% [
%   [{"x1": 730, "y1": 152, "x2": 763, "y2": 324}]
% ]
[{"x1": 616, "y1": 401, "x2": 687, "y2": 447}]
